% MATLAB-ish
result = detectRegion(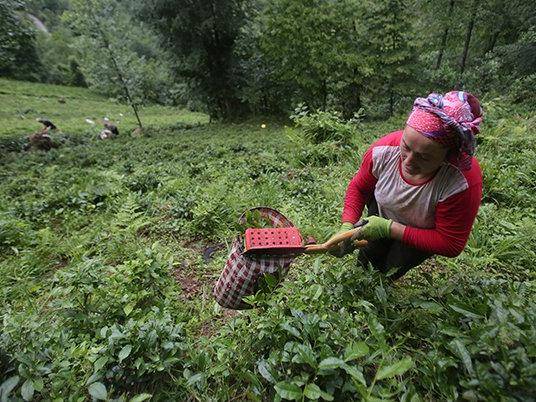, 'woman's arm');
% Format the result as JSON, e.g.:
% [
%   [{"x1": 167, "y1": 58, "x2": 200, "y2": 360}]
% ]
[{"x1": 342, "y1": 146, "x2": 378, "y2": 224}]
